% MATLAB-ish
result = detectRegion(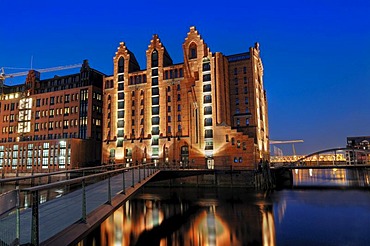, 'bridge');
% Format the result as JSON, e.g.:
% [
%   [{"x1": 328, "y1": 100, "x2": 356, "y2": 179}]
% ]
[{"x1": 271, "y1": 147, "x2": 370, "y2": 166}]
